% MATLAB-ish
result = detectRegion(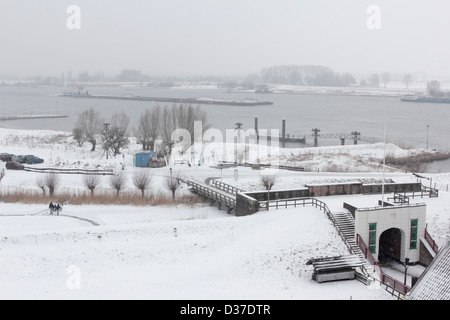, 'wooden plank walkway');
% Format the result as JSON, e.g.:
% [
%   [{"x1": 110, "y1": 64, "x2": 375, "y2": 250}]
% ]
[{"x1": 187, "y1": 180, "x2": 236, "y2": 213}]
